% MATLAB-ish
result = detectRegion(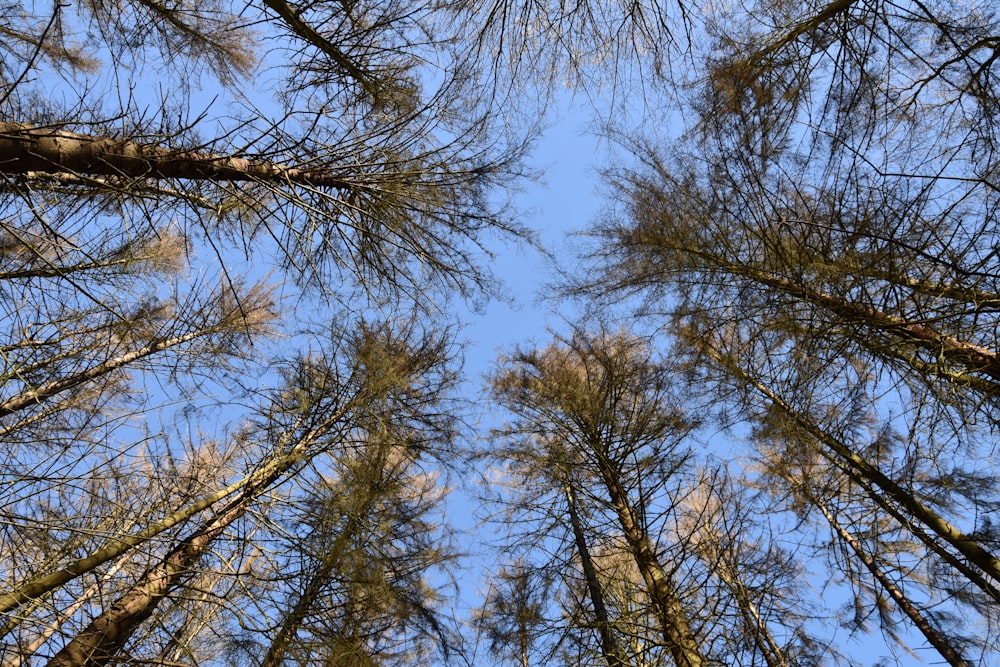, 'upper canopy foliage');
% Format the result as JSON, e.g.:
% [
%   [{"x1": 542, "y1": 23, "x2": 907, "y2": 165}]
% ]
[{"x1": 2, "y1": 0, "x2": 1000, "y2": 665}]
